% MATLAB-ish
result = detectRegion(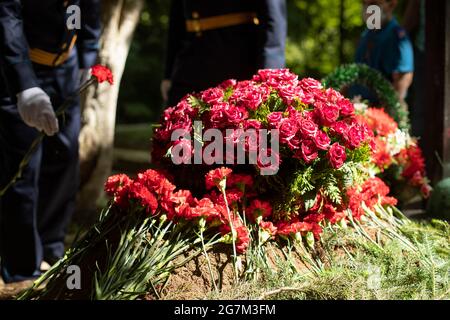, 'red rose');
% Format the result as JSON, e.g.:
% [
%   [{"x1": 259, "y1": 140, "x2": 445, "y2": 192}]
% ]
[
  {"x1": 296, "y1": 139, "x2": 318, "y2": 163},
  {"x1": 299, "y1": 118, "x2": 318, "y2": 138},
  {"x1": 279, "y1": 117, "x2": 299, "y2": 143},
  {"x1": 244, "y1": 119, "x2": 262, "y2": 130},
  {"x1": 316, "y1": 103, "x2": 339, "y2": 126},
  {"x1": 91, "y1": 65, "x2": 114, "y2": 84},
  {"x1": 278, "y1": 85, "x2": 302, "y2": 105},
  {"x1": 201, "y1": 87, "x2": 224, "y2": 104},
  {"x1": 346, "y1": 125, "x2": 365, "y2": 149},
  {"x1": 299, "y1": 78, "x2": 322, "y2": 91},
  {"x1": 267, "y1": 112, "x2": 283, "y2": 128},
  {"x1": 313, "y1": 130, "x2": 331, "y2": 150},
  {"x1": 224, "y1": 105, "x2": 247, "y2": 126},
  {"x1": 330, "y1": 121, "x2": 349, "y2": 137},
  {"x1": 286, "y1": 135, "x2": 301, "y2": 150},
  {"x1": 328, "y1": 143, "x2": 347, "y2": 169},
  {"x1": 337, "y1": 99, "x2": 355, "y2": 116},
  {"x1": 219, "y1": 79, "x2": 237, "y2": 89}
]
